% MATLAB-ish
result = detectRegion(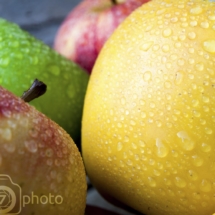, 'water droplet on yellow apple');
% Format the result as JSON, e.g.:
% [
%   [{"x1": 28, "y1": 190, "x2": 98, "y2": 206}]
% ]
[
  {"x1": 174, "y1": 71, "x2": 184, "y2": 85},
  {"x1": 177, "y1": 131, "x2": 195, "y2": 151},
  {"x1": 201, "y1": 143, "x2": 211, "y2": 152},
  {"x1": 203, "y1": 40, "x2": 215, "y2": 53},
  {"x1": 175, "y1": 177, "x2": 186, "y2": 188},
  {"x1": 190, "y1": 20, "x2": 198, "y2": 27},
  {"x1": 188, "y1": 32, "x2": 196, "y2": 40},
  {"x1": 143, "y1": 71, "x2": 152, "y2": 82},
  {"x1": 190, "y1": 6, "x2": 203, "y2": 15},
  {"x1": 192, "y1": 155, "x2": 203, "y2": 166},
  {"x1": 205, "y1": 127, "x2": 213, "y2": 134},
  {"x1": 200, "y1": 179, "x2": 212, "y2": 192},
  {"x1": 141, "y1": 41, "x2": 154, "y2": 51},
  {"x1": 162, "y1": 28, "x2": 172, "y2": 37},
  {"x1": 162, "y1": 44, "x2": 170, "y2": 52},
  {"x1": 117, "y1": 142, "x2": 123, "y2": 151},
  {"x1": 156, "y1": 138, "x2": 168, "y2": 158},
  {"x1": 148, "y1": 177, "x2": 157, "y2": 187},
  {"x1": 188, "y1": 170, "x2": 198, "y2": 181},
  {"x1": 200, "y1": 21, "x2": 209, "y2": 29}
]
